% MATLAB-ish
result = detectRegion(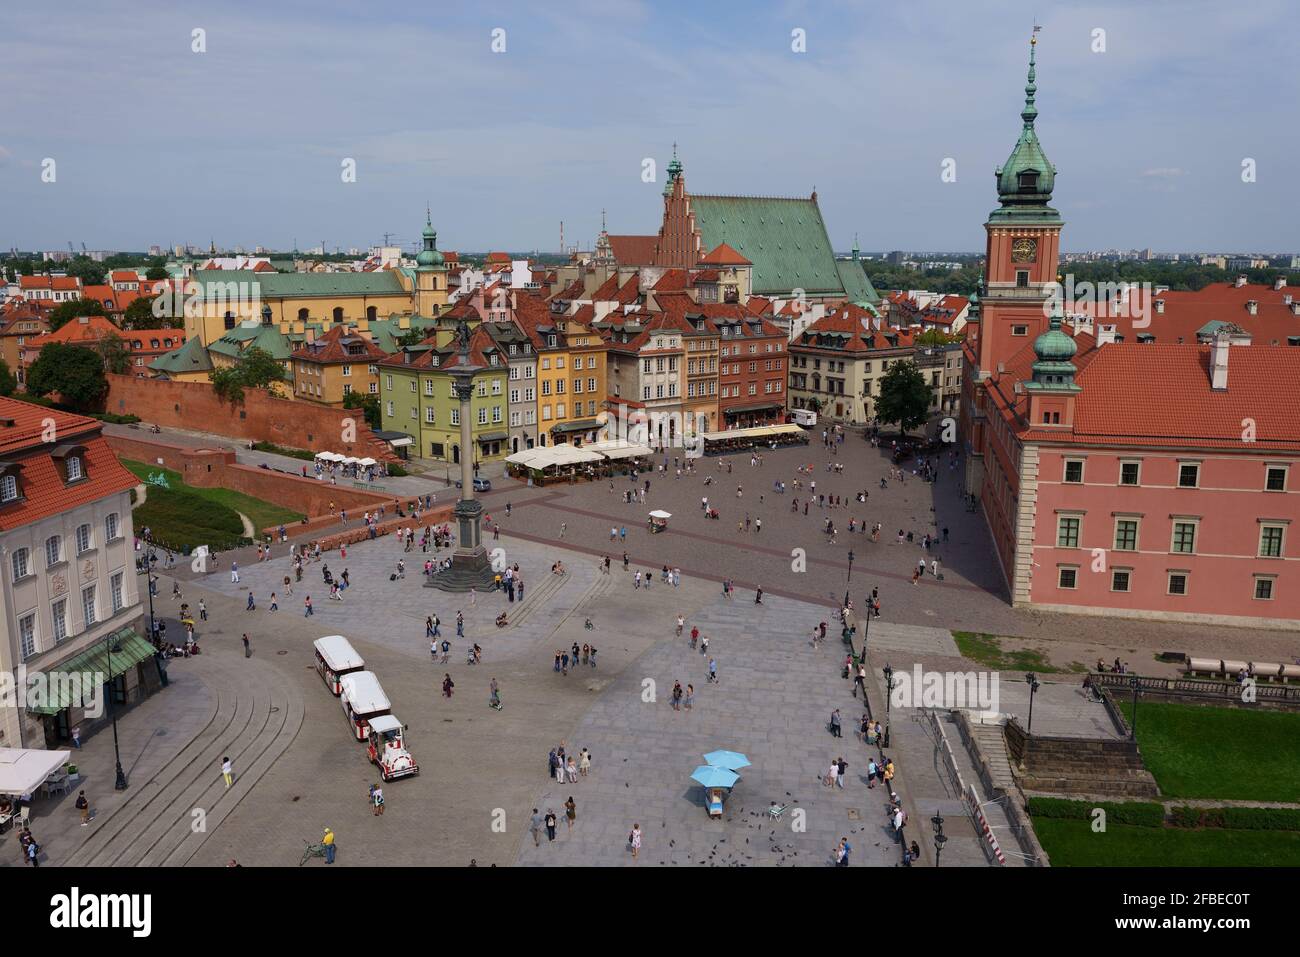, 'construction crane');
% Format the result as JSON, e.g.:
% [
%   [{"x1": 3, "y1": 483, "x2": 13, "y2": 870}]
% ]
[{"x1": 81, "y1": 242, "x2": 87, "y2": 253}]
